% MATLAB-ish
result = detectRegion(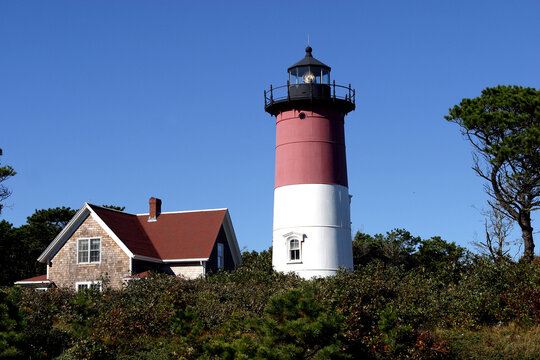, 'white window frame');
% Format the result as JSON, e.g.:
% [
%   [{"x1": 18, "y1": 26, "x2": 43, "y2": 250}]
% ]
[
  {"x1": 77, "y1": 238, "x2": 101, "y2": 264},
  {"x1": 288, "y1": 238, "x2": 301, "y2": 262},
  {"x1": 285, "y1": 233, "x2": 304, "y2": 264},
  {"x1": 217, "y1": 243, "x2": 224, "y2": 269},
  {"x1": 75, "y1": 281, "x2": 102, "y2": 292}
]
